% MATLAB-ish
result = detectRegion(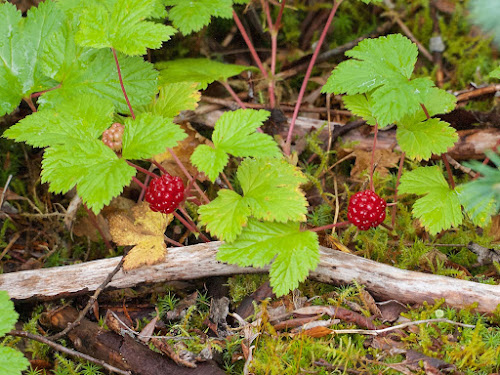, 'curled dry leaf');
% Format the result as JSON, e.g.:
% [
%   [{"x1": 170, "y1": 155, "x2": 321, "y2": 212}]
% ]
[
  {"x1": 350, "y1": 149, "x2": 399, "y2": 179},
  {"x1": 108, "y1": 201, "x2": 173, "y2": 271}
]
